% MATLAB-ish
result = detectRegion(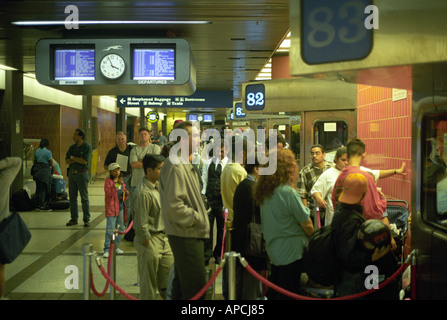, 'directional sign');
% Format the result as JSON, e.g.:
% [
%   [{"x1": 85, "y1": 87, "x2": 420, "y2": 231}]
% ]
[
  {"x1": 117, "y1": 90, "x2": 233, "y2": 108},
  {"x1": 301, "y1": 0, "x2": 373, "y2": 64}
]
